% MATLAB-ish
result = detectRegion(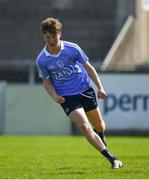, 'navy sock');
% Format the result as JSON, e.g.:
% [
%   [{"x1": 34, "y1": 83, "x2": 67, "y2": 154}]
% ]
[
  {"x1": 94, "y1": 129, "x2": 104, "y2": 138},
  {"x1": 94, "y1": 129, "x2": 107, "y2": 147},
  {"x1": 101, "y1": 149, "x2": 116, "y2": 163},
  {"x1": 97, "y1": 131, "x2": 104, "y2": 138}
]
